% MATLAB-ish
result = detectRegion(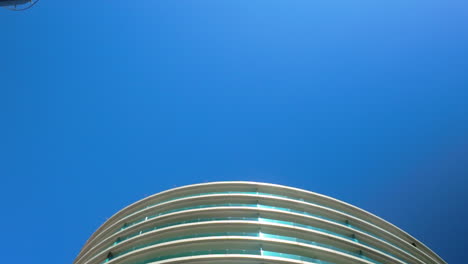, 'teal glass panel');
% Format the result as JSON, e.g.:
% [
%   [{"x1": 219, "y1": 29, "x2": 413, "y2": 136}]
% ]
[
  {"x1": 119, "y1": 202, "x2": 410, "y2": 259},
  {"x1": 100, "y1": 213, "x2": 406, "y2": 264},
  {"x1": 101, "y1": 230, "x2": 389, "y2": 264}
]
